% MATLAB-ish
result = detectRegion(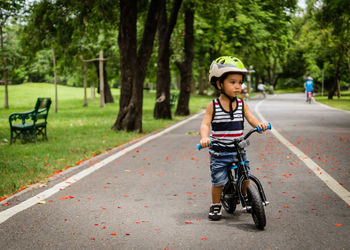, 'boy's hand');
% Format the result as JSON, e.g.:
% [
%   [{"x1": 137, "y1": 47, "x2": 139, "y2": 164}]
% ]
[
  {"x1": 200, "y1": 137, "x2": 211, "y2": 149},
  {"x1": 257, "y1": 122, "x2": 269, "y2": 133}
]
